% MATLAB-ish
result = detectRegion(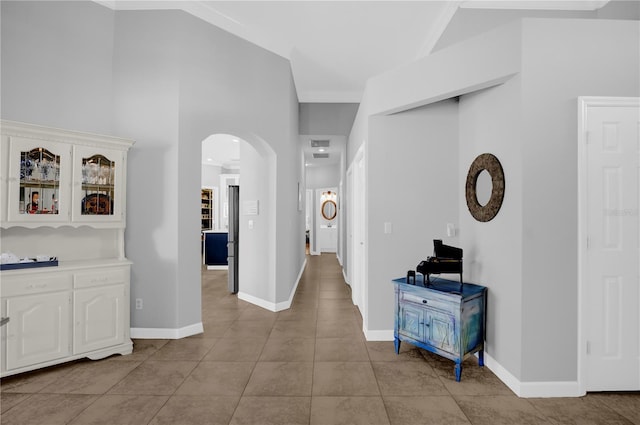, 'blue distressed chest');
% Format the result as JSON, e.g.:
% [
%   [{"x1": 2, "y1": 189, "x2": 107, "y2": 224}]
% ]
[{"x1": 393, "y1": 277, "x2": 487, "y2": 381}]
